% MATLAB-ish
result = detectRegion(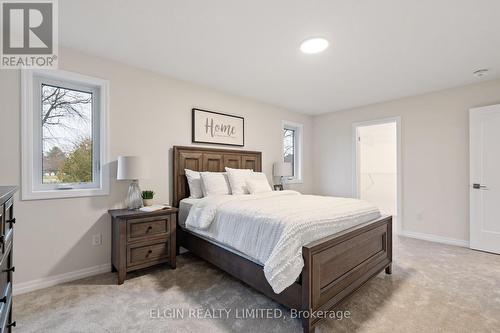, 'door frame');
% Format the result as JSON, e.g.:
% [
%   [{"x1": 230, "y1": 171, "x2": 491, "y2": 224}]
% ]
[{"x1": 352, "y1": 116, "x2": 402, "y2": 234}]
